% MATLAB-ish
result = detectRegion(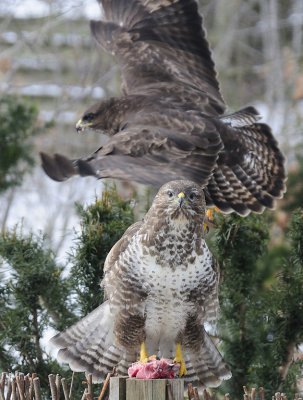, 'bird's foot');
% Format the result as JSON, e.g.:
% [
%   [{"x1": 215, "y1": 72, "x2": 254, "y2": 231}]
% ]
[
  {"x1": 139, "y1": 342, "x2": 156, "y2": 363},
  {"x1": 140, "y1": 342, "x2": 148, "y2": 363},
  {"x1": 173, "y1": 343, "x2": 187, "y2": 377},
  {"x1": 204, "y1": 207, "x2": 220, "y2": 232}
]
